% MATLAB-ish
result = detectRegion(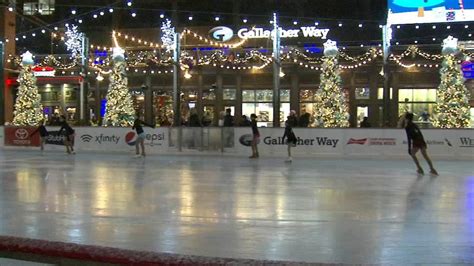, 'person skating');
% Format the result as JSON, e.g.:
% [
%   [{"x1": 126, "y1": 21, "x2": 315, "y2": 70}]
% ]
[
  {"x1": 282, "y1": 116, "x2": 297, "y2": 162},
  {"x1": 58, "y1": 115, "x2": 75, "y2": 154},
  {"x1": 132, "y1": 117, "x2": 155, "y2": 158},
  {"x1": 31, "y1": 119, "x2": 48, "y2": 151},
  {"x1": 404, "y1": 113, "x2": 438, "y2": 175},
  {"x1": 249, "y1": 114, "x2": 260, "y2": 158}
]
